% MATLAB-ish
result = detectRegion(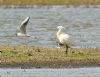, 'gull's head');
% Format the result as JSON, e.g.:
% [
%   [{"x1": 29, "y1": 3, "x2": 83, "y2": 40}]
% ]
[
  {"x1": 24, "y1": 16, "x2": 30, "y2": 22},
  {"x1": 57, "y1": 26, "x2": 65, "y2": 30},
  {"x1": 26, "y1": 16, "x2": 30, "y2": 20}
]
